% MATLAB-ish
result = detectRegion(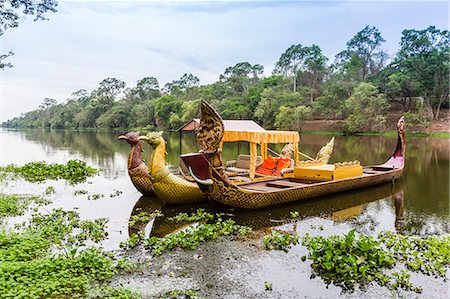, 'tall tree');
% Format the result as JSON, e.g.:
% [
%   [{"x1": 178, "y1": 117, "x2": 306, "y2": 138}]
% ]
[
  {"x1": 0, "y1": 0, "x2": 58, "y2": 69},
  {"x1": 163, "y1": 73, "x2": 200, "y2": 95},
  {"x1": 335, "y1": 26, "x2": 387, "y2": 81},
  {"x1": 302, "y1": 45, "x2": 328, "y2": 103},
  {"x1": 391, "y1": 26, "x2": 449, "y2": 119},
  {"x1": 220, "y1": 62, "x2": 264, "y2": 94},
  {"x1": 274, "y1": 44, "x2": 306, "y2": 92},
  {"x1": 95, "y1": 77, "x2": 126, "y2": 99}
]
